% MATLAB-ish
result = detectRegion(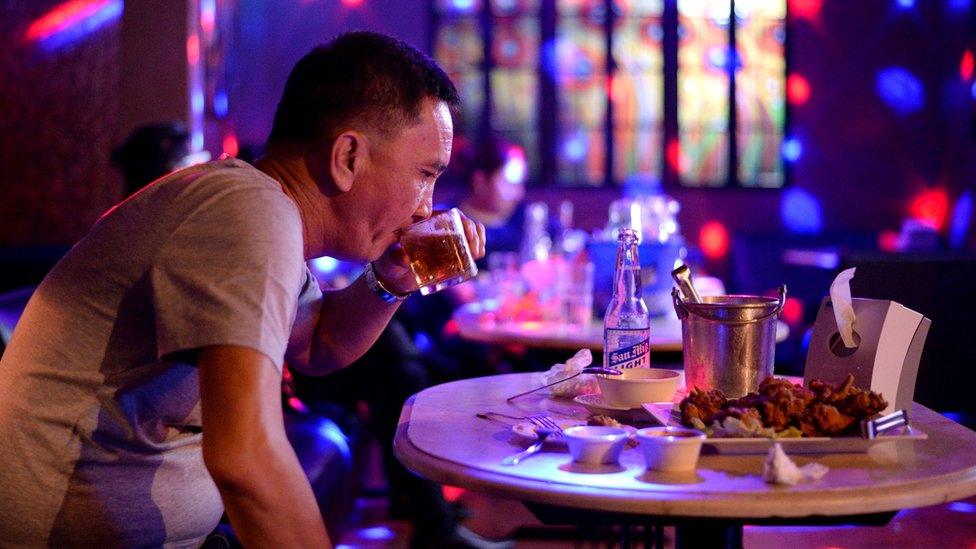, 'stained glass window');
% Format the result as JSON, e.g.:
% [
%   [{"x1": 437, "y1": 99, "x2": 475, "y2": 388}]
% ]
[
  {"x1": 733, "y1": 0, "x2": 786, "y2": 187},
  {"x1": 432, "y1": 0, "x2": 787, "y2": 188}
]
